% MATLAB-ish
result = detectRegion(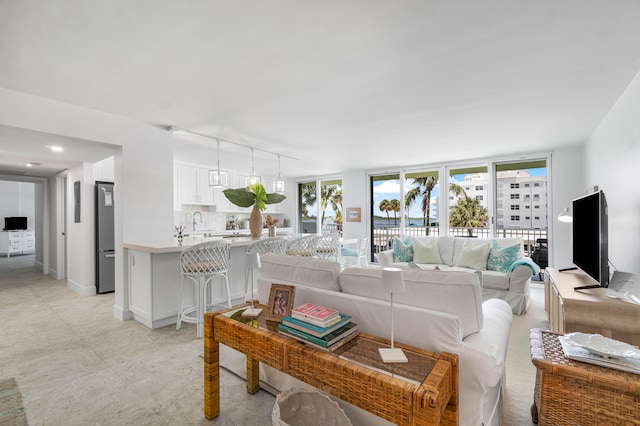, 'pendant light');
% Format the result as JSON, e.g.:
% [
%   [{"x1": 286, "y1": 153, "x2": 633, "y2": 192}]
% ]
[
  {"x1": 273, "y1": 154, "x2": 285, "y2": 194},
  {"x1": 208, "y1": 140, "x2": 229, "y2": 187},
  {"x1": 245, "y1": 148, "x2": 261, "y2": 187}
]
